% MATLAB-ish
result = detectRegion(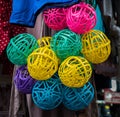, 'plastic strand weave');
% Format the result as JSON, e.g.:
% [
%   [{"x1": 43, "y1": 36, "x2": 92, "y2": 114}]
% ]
[
  {"x1": 37, "y1": 36, "x2": 52, "y2": 48},
  {"x1": 43, "y1": 7, "x2": 68, "y2": 31},
  {"x1": 50, "y1": 29, "x2": 82, "y2": 62},
  {"x1": 27, "y1": 47, "x2": 59, "y2": 80},
  {"x1": 14, "y1": 65, "x2": 36, "y2": 94},
  {"x1": 63, "y1": 82, "x2": 94, "y2": 110},
  {"x1": 6, "y1": 33, "x2": 39, "y2": 65},
  {"x1": 66, "y1": 2, "x2": 96, "y2": 34},
  {"x1": 58, "y1": 56, "x2": 92, "y2": 88},
  {"x1": 32, "y1": 73, "x2": 63, "y2": 110},
  {"x1": 81, "y1": 30, "x2": 111, "y2": 64}
]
